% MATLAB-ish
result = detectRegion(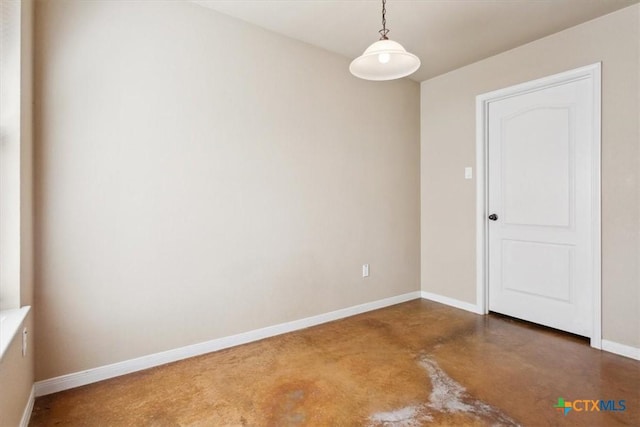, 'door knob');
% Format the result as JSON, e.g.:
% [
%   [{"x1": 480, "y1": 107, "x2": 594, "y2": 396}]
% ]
[{"x1": 488, "y1": 214, "x2": 498, "y2": 221}]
